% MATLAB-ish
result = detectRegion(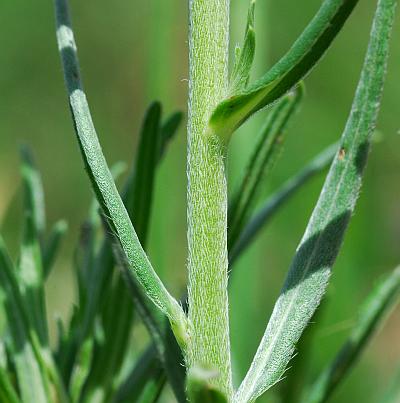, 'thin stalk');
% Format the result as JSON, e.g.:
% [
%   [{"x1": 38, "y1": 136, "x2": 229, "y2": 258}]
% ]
[{"x1": 187, "y1": 0, "x2": 232, "y2": 398}]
